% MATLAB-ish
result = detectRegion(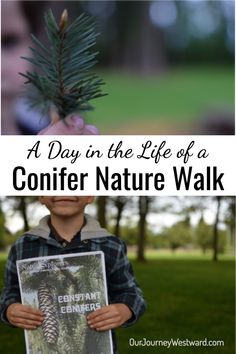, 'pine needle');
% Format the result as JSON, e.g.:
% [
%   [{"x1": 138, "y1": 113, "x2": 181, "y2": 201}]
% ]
[{"x1": 19, "y1": 9, "x2": 107, "y2": 120}]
